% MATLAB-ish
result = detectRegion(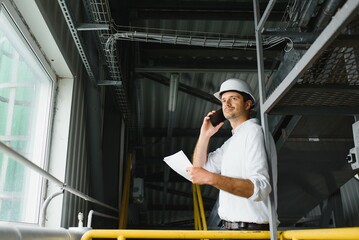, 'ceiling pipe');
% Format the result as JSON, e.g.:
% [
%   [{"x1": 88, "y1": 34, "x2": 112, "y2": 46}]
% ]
[
  {"x1": 314, "y1": 0, "x2": 344, "y2": 32},
  {"x1": 105, "y1": 31, "x2": 291, "y2": 50}
]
